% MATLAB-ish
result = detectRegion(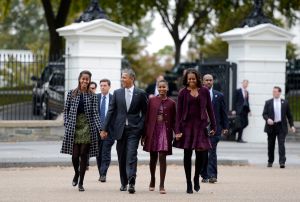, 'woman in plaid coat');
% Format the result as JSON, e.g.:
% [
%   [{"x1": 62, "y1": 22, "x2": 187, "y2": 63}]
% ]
[{"x1": 61, "y1": 70, "x2": 101, "y2": 192}]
